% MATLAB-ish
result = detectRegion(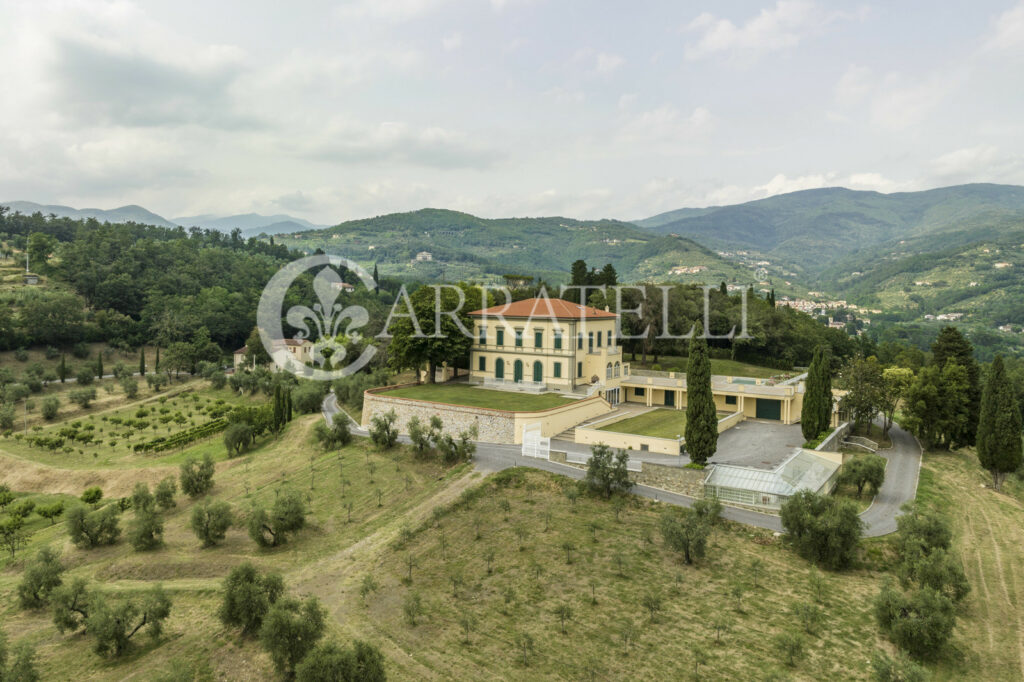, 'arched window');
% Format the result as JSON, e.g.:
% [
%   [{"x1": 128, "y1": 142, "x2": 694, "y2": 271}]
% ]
[
  {"x1": 606, "y1": 362, "x2": 613, "y2": 379},
  {"x1": 495, "y1": 358, "x2": 504, "y2": 380},
  {"x1": 614, "y1": 361, "x2": 621, "y2": 377},
  {"x1": 533, "y1": 361, "x2": 543, "y2": 383}
]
